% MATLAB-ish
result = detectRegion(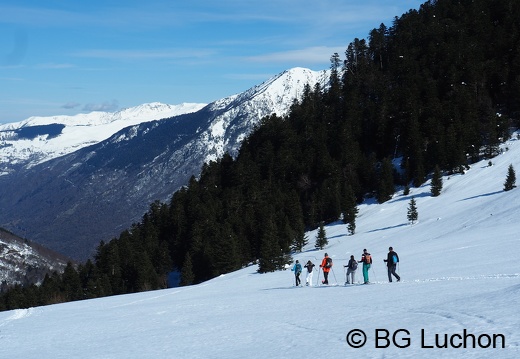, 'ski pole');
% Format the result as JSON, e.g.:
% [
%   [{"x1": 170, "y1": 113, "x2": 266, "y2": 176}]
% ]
[
  {"x1": 331, "y1": 268, "x2": 337, "y2": 283},
  {"x1": 316, "y1": 267, "x2": 321, "y2": 286},
  {"x1": 371, "y1": 265, "x2": 378, "y2": 282}
]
